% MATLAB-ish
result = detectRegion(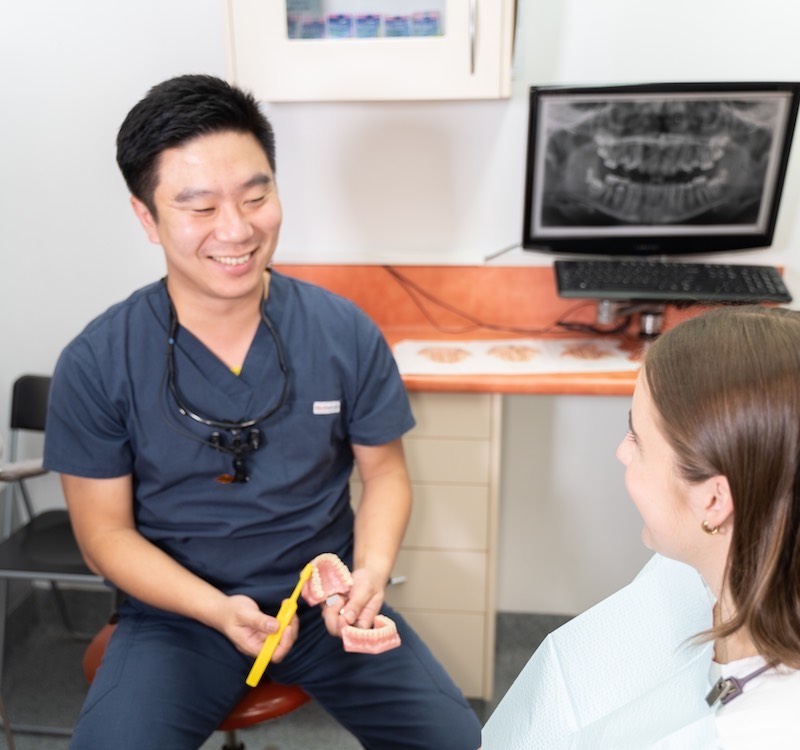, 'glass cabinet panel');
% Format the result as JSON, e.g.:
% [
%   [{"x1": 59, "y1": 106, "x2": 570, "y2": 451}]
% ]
[
  {"x1": 226, "y1": 0, "x2": 515, "y2": 101},
  {"x1": 285, "y1": 1, "x2": 447, "y2": 40}
]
